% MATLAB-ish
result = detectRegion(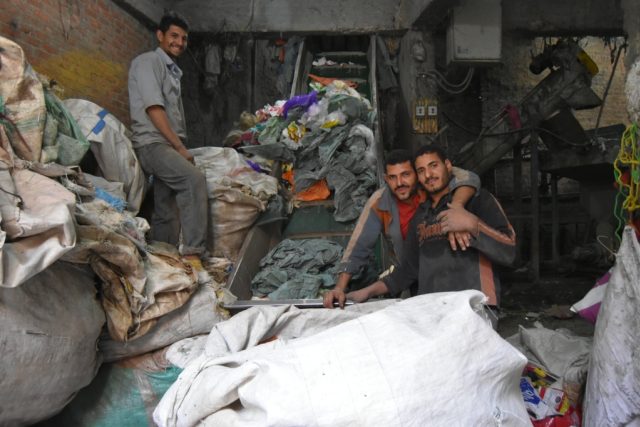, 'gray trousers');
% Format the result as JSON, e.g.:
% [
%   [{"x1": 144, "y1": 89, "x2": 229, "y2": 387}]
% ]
[{"x1": 136, "y1": 143, "x2": 207, "y2": 256}]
